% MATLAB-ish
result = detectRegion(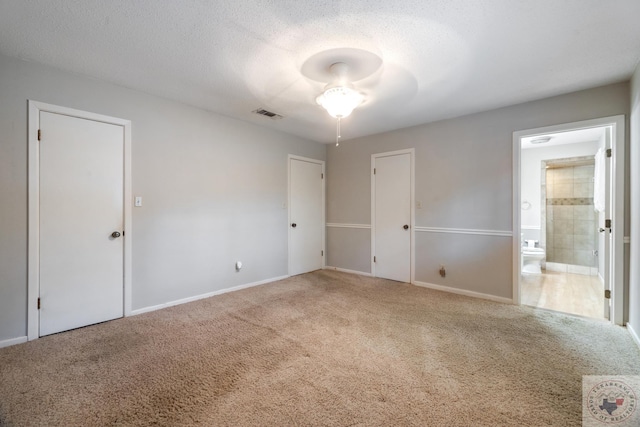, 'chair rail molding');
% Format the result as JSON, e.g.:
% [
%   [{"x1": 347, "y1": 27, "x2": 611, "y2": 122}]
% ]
[
  {"x1": 326, "y1": 223, "x2": 371, "y2": 229},
  {"x1": 414, "y1": 226, "x2": 512, "y2": 237}
]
